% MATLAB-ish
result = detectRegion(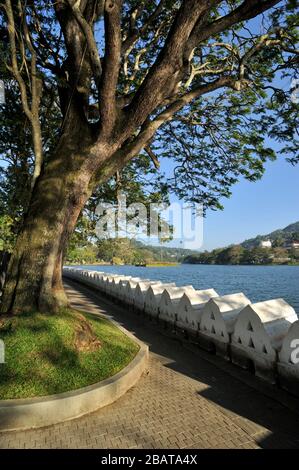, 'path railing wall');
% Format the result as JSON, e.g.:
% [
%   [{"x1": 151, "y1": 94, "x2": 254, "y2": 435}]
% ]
[{"x1": 63, "y1": 267, "x2": 299, "y2": 397}]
